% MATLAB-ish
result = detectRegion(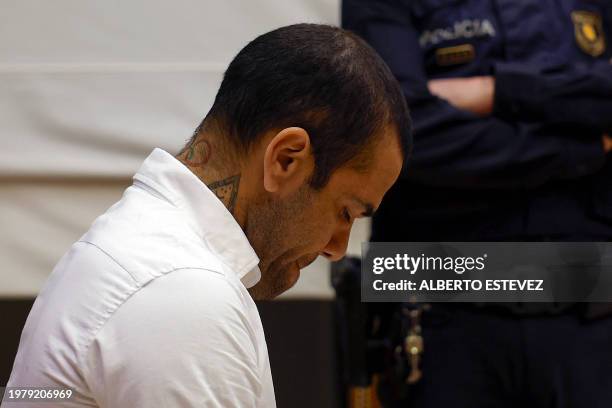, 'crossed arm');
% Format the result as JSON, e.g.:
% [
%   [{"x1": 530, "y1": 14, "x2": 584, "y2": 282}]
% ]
[
  {"x1": 343, "y1": 0, "x2": 610, "y2": 189},
  {"x1": 427, "y1": 72, "x2": 612, "y2": 153}
]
